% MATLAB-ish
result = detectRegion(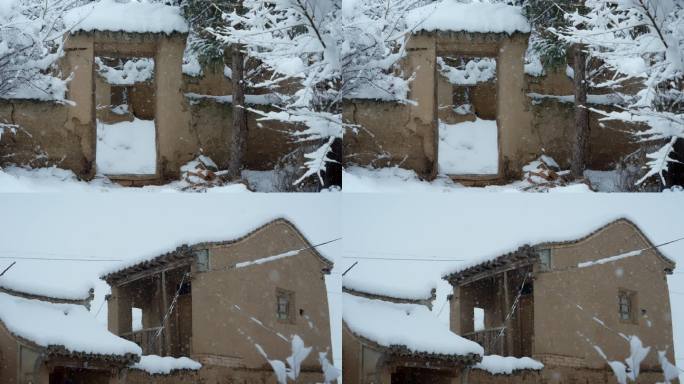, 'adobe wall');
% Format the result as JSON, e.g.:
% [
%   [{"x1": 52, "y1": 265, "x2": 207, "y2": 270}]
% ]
[
  {"x1": 0, "y1": 322, "x2": 18, "y2": 384},
  {"x1": 468, "y1": 369, "x2": 540, "y2": 383},
  {"x1": 342, "y1": 326, "x2": 362, "y2": 384},
  {"x1": 0, "y1": 101, "x2": 91, "y2": 176},
  {"x1": 343, "y1": 32, "x2": 639, "y2": 182},
  {"x1": 190, "y1": 221, "x2": 332, "y2": 370},
  {"x1": 533, "y1": 221, "x2": 675, "y2": 370},
  {"x1": 125, "y1": 369, "x2": 199, "y2": 384},
  {"x1": 468, "y1": 367, "x2": 668, "y2": 383},
  {"x1": 186, "y1": 98, "x2": 297, "y2": 172},
  {"x1": 0, "y1": 31, "x2": 298, "y2": 184}
]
